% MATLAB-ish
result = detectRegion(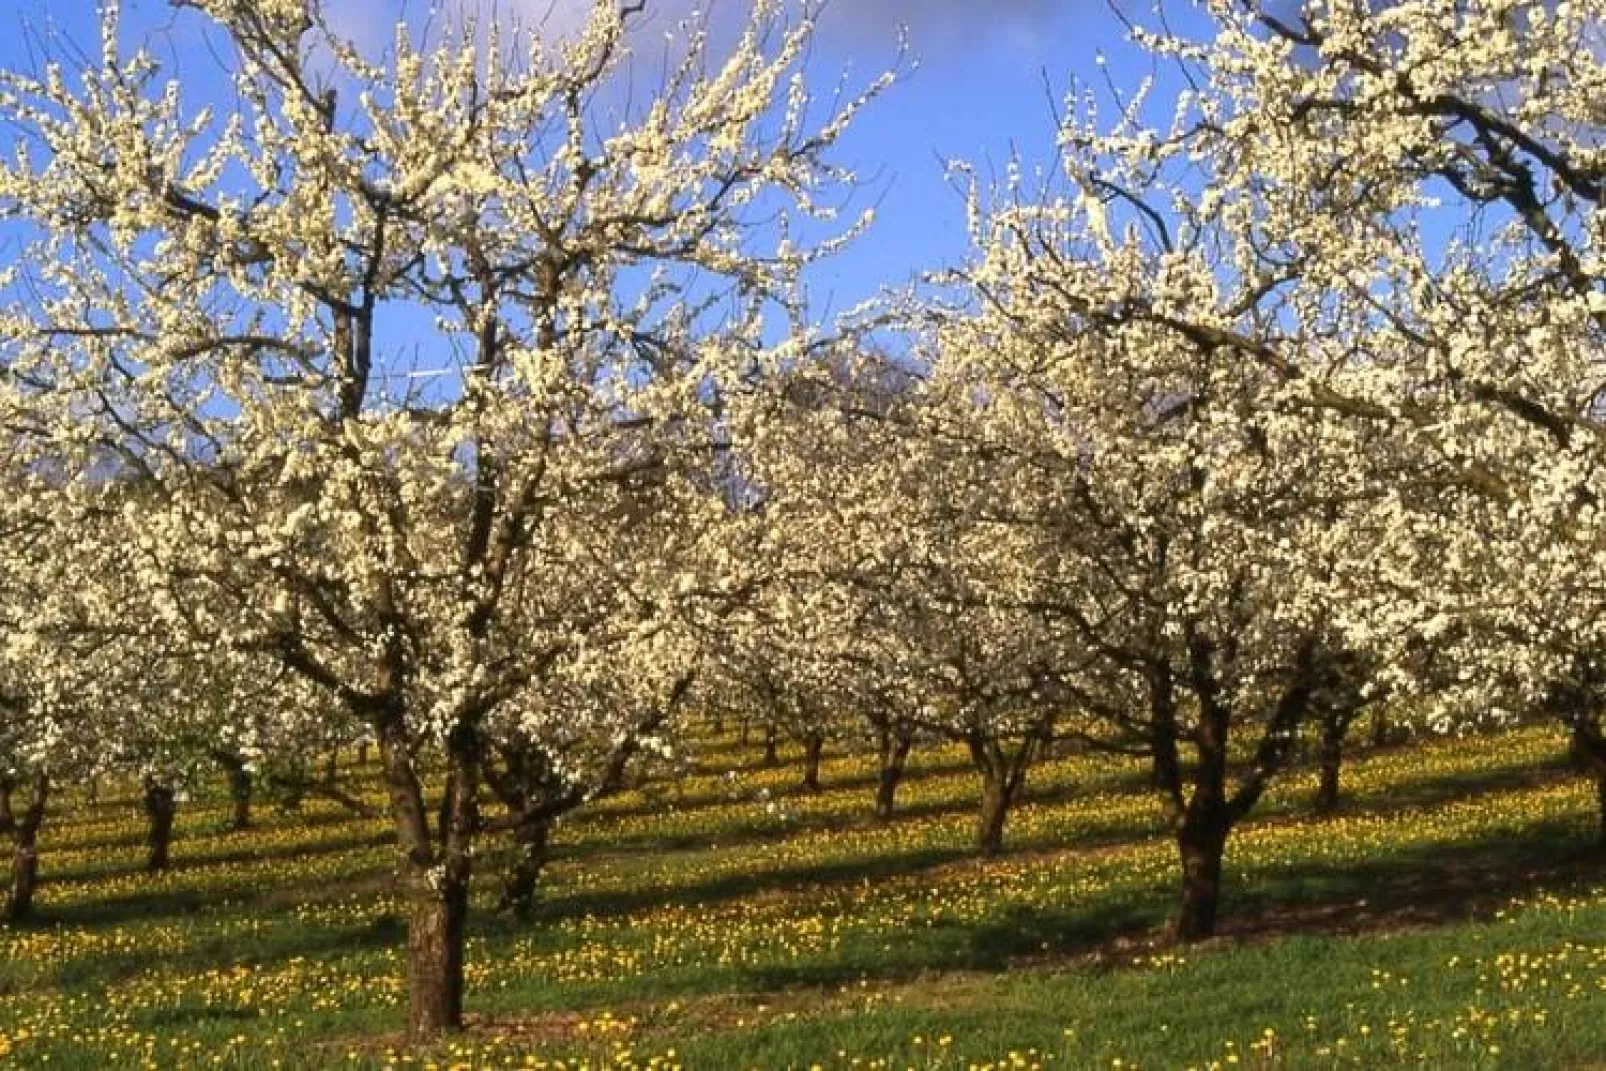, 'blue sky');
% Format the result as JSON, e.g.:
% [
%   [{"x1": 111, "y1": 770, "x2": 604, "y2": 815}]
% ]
[{"x1": 0, "y1": 0, "x2": 1180, "y2": 313}]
